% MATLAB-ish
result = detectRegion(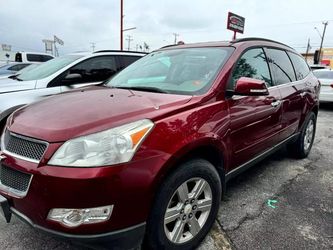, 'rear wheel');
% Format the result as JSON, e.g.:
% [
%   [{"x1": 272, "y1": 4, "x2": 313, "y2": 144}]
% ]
[
  {"x1": 288, "y1": 112, "x2": 316, "y2": 158},
  {"x1": 144, "y1": 159, "x2": 222, "y2": 250}
]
